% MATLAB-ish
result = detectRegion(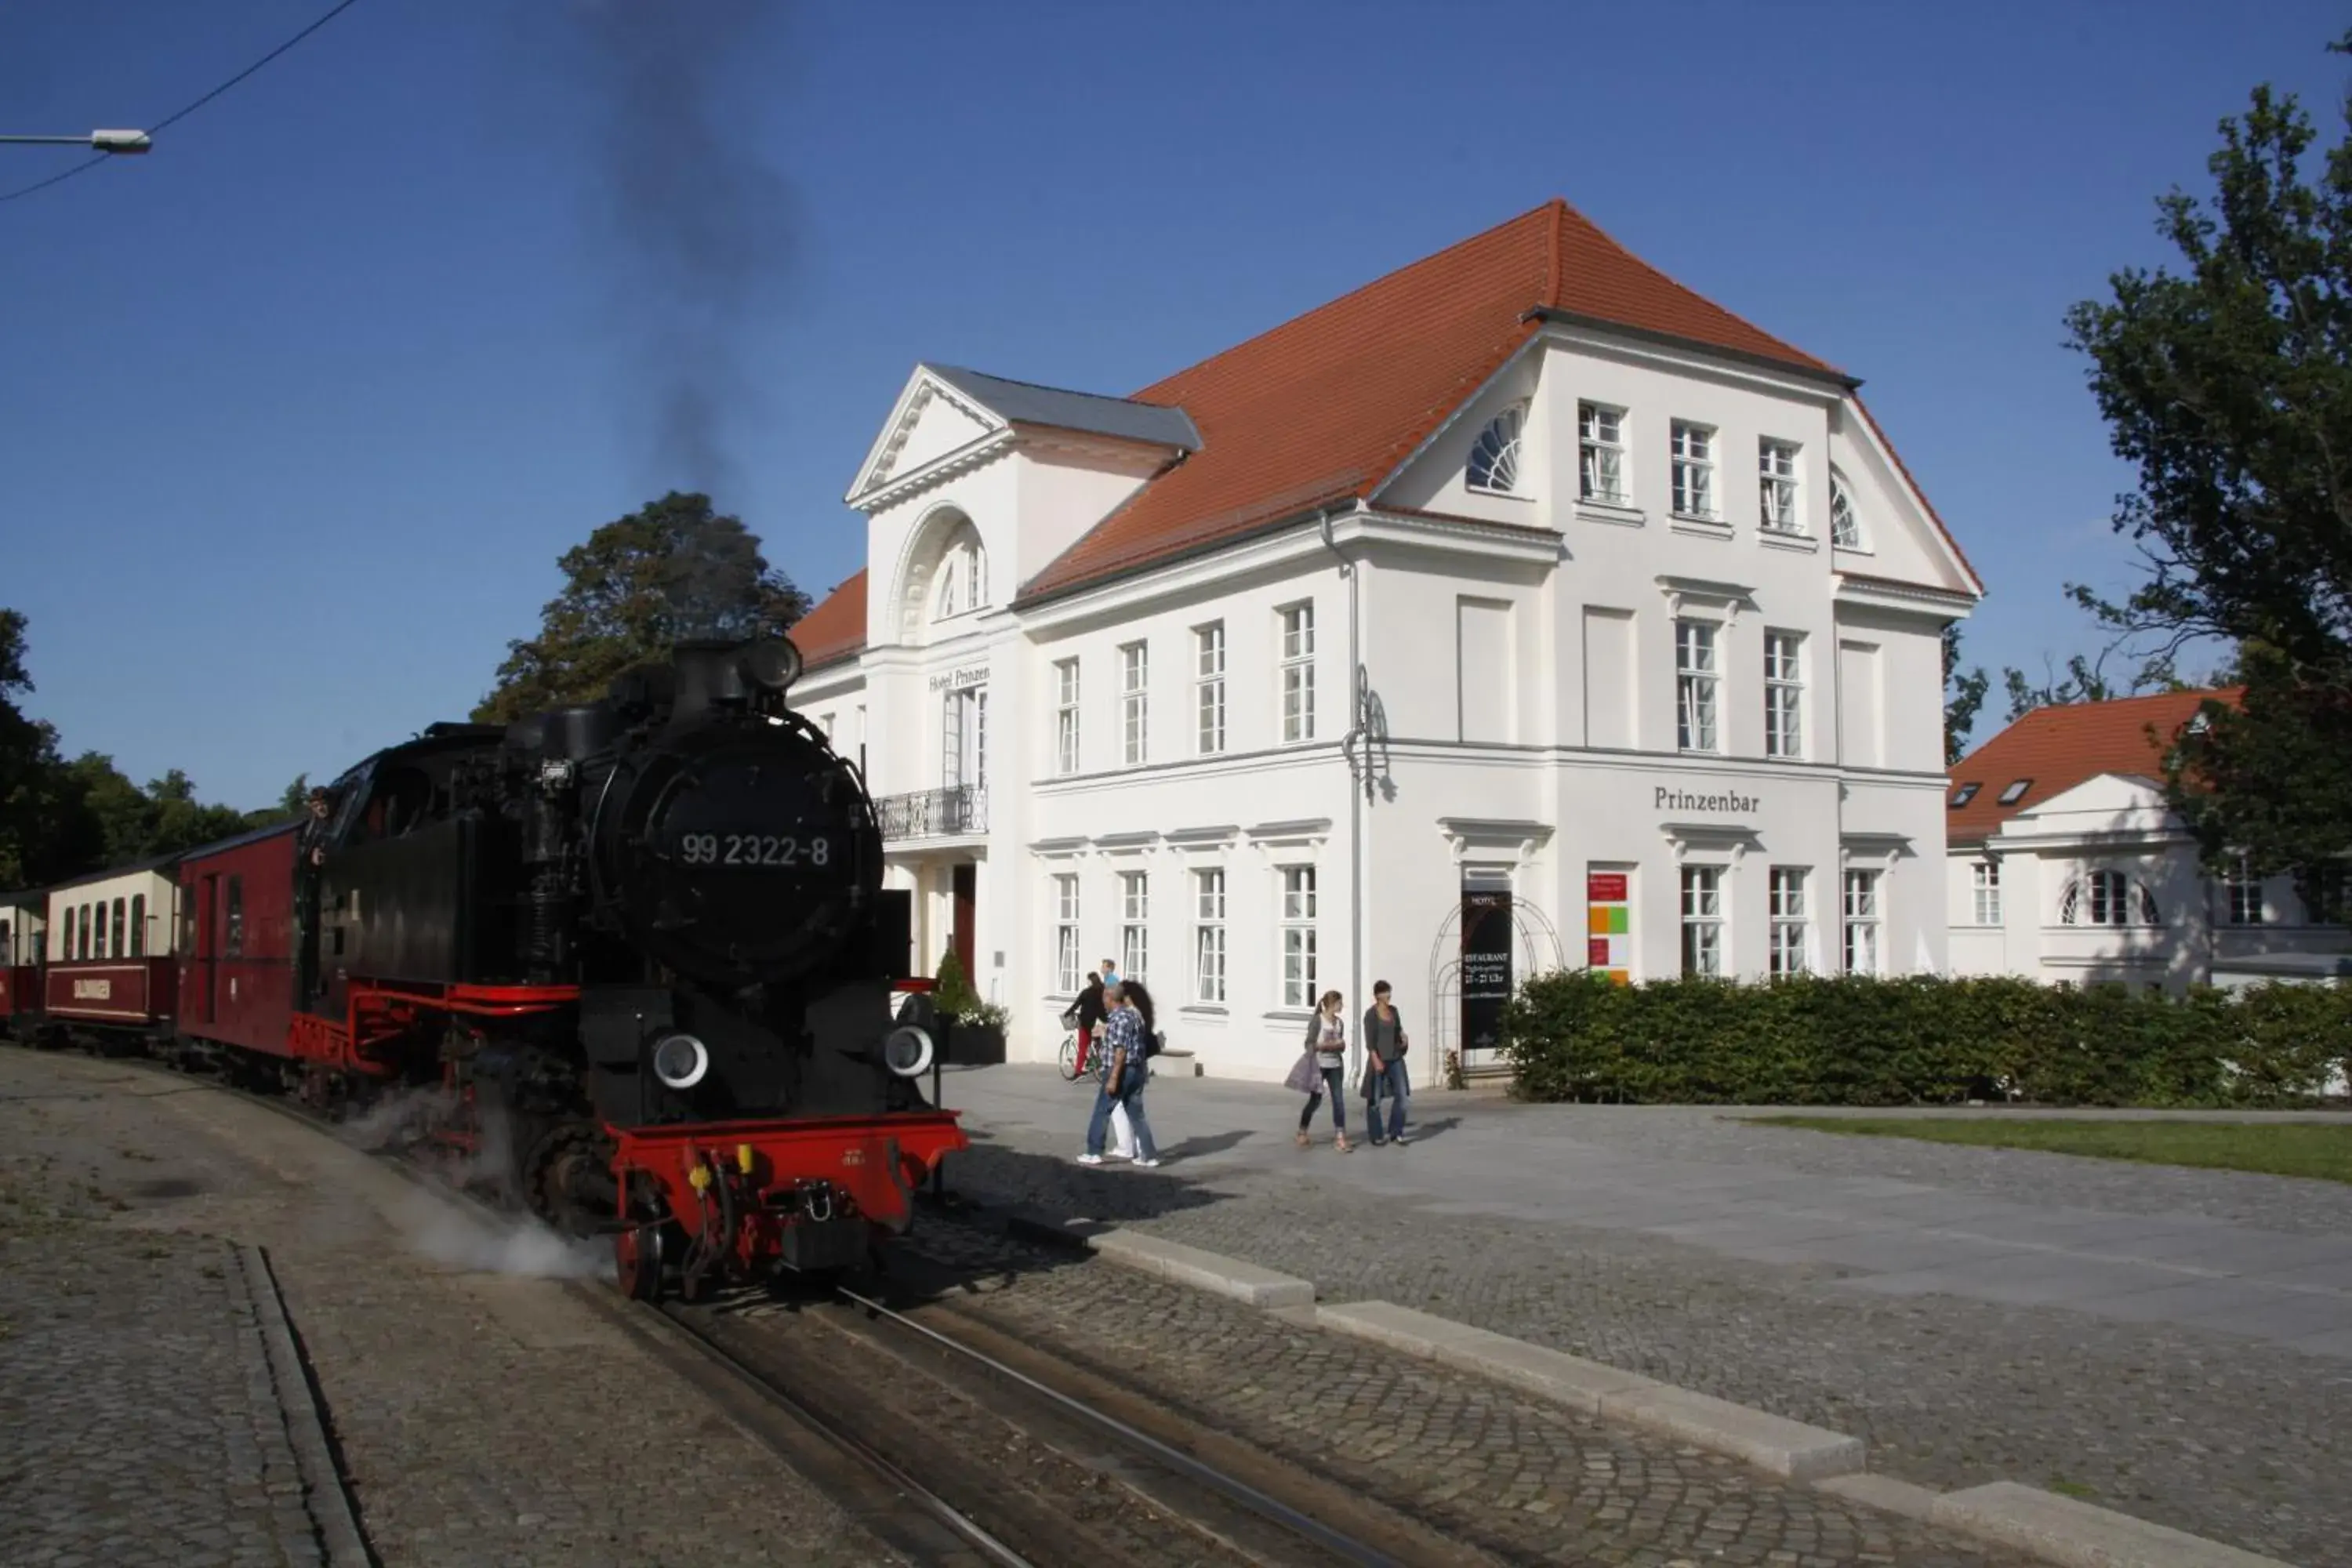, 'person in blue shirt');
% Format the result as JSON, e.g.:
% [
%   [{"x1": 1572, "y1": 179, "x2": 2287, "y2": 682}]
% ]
[{"x1": 1078, "y1": 982, "x2": 1159, "y2": 1167}]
